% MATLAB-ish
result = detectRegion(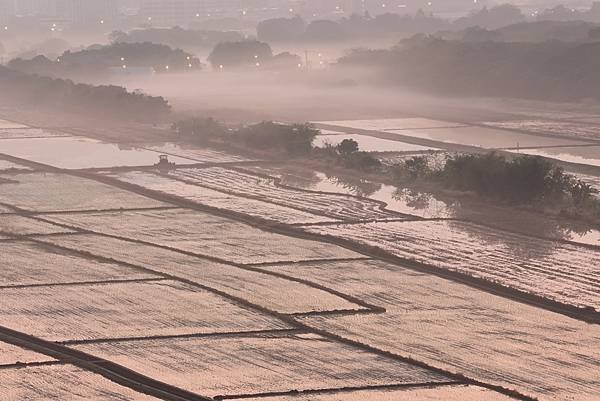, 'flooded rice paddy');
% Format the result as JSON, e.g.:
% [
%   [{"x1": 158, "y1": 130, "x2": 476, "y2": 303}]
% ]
[
  {"x1": 485, "y1": 120, "x2": 600, "y2": 142},
  {"x1": 2, "y1": 114, "x2": 600, "y2": 401},
  {"x1": 315, "y1": 133, "x2": 439, "y2": 152},
  {"x1": 0, "y1": 128, "x2": 71, "y2": 140},
  {"x1": 0, "y1": 137, "x2": 194, "y2": 169},
  {"x1": 508, "y1": 145, "x2": 600, "y2": 167},
  {"x1": 384, "y1": 126, "x2": 587, "y2": 149},
  {"x1": 168, "y1": 167, "x2": 402, "y2": 221},
  {"x1": 320, "y1": 118, "x2": 591, "y2": 149},
  {"x1": 102, "y1": 170, "x2": 338, "y2": 224},
  {"x1": 319, "y1": 118, "x2": 468, "y2": 130},
  {"x1": 303, "y1": 220, "x2": 600, "y2": 312}
]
